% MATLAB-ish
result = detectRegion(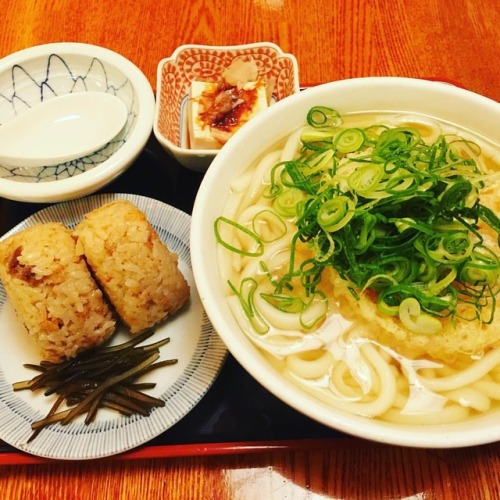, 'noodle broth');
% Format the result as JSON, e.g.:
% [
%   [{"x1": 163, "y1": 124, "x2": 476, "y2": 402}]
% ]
[{"x1": 216, "y1": 110, "x2": 500, "y2": 426}]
